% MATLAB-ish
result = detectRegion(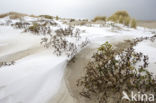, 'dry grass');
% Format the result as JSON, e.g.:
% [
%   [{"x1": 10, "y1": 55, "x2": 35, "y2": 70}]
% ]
[
  {"x1": 0, "y1": 12, "x2": 38, "y2": 19},
  {"x1": 0, "y1": 13, "x2": 9, "y2": 18},
  {"x1": 29, "y1": 14, "x2": 39, "y2": 18},
  {"x1": 131, "y1": 18, "x2": 137, "y2": 28},
  {"x1": 92, "y1": 16, "x2": 106, "y2": 22},
  {"x1": 108, "y1": 11, "x2": 137, "y2": 28},
  {"x1": 0, "y1": 12, "x2": 27, "y2": 19},
  {"x1": 108, "y1": 11, "x2": 129, "y2": 22},
  {"x1": 9, "y1": 12, "x2": 28, "y2": 19}
]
